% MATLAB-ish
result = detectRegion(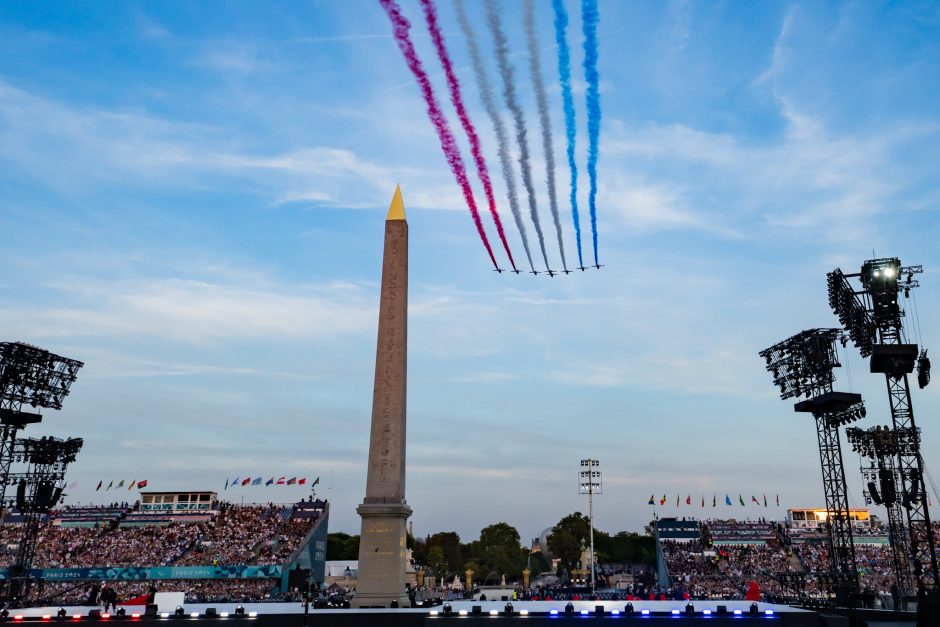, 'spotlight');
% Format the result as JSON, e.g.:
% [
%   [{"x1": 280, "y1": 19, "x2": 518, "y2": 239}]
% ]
[
  {"x1": 625, "y1": 603, "x2": 634, "y2": 615},
  {"x1": 579, "y1": 610, "x2": 589, "y2": 616},
  {"x1": 641, "y1": 609, "x2": 650, "y2": 616},
  {"x1": 189, "y1": 614, "x2": 199, "y2": 619},
  {"x1": 764, "y1": 609, "x2": 775, "y2": 616},
  {"x1": 442, "y1": 603, "x2": 452, "y2": 616},
  {"x1": 174, "y1": 608, "x2": 184, "y2": 619},
  {"x1": 504, "y1": 603, "x2": 514, "y2": 616},
  {"x1": 671, "y1": 609, "x2": 681, "y2": 615},
  {"x1": 549, "y1": 609, "x2": 558, "y2": 616},
  {"x1": 246, "y1": 613, "x2": 257, "y2": 619},
  {"x1": 733, "y1": 609, "x2": 743, "y2": 616},
  {"x1": 749, "y1": 604, "x2": 759, "y2": 616},
  {"x1": 703, "y1": 609, "x2": 712, "y2": 616},
  {"x1": 564, "y1": 602, "x2": 574, "y2": 616},
  {"x1": 116, "y1": 609, "x2": 126, "y2": 618},
  {"x1": 159, "y1": 614, "x2": 169, "y2": 619},
  {"x1": 519, "y1": 610, "x2": 529, "y2": 616},
  {"x1": 57, "y1": 610, "x2": 67, "y2": 621},
  {"x1": 594, "y1": 605, "x2": 604, "y2": 616},
  {"x1": 390, "y1": 600, "x2": 398, "y2": 609},
  {"x1": 234, "y1": 607, "x2": 244, "y2": 617},
  {"x1": 489, "y1": 610, "x2": 498, "y2": 617},
  {"x1": 2, "y1": 611, "x2": 11, "y2": 620},
  {"x1": 685, "y1": 603, "x2": 695, "y2": 615},
  {"x1": 204, "y1": 610, "x2": 217, "y2": 619}
]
